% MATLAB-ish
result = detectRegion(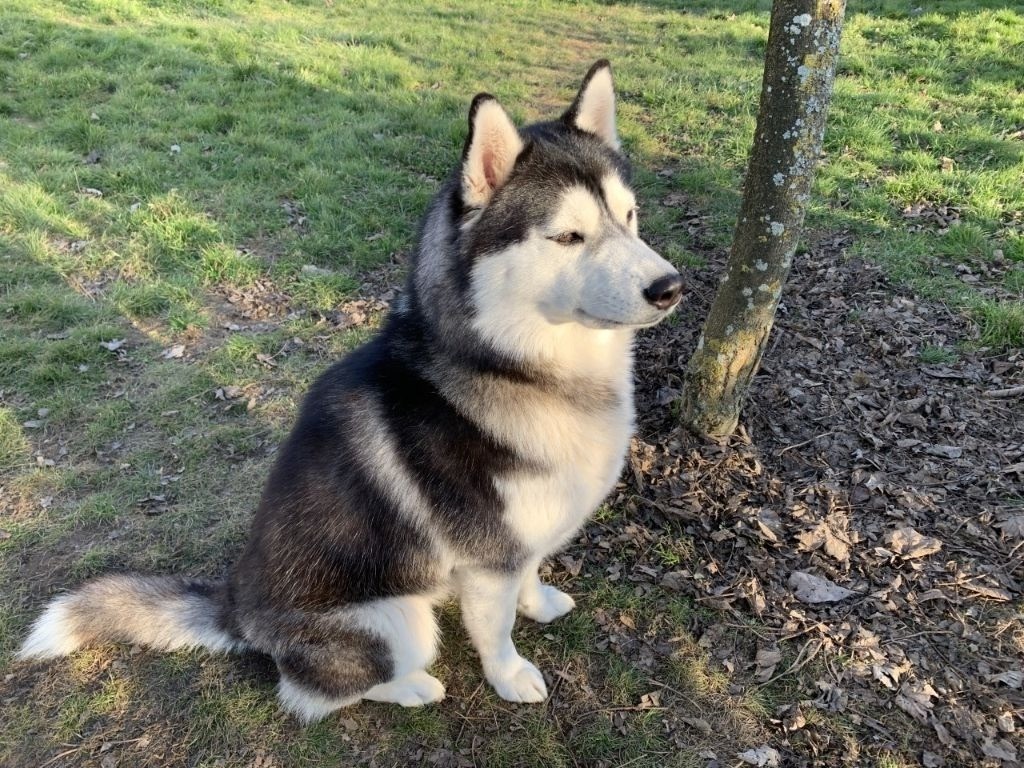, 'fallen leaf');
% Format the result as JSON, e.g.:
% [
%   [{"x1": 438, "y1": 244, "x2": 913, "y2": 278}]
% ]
[
  {"x1": 736, "y1": 745, "x2": 780, "y2": 767},
  {"x1": 895, "y1": 680, "x2": 937, "y2": 722},
  {"x1": 960, "y1": 581, "x2": 1012, "y2": 601},
  {"x1": 994, "y1": 515, "x2": 1024, "y2": 538},
  {"x1": 923, "y1": 444, "x2": 962, "y2": 459},
  {"x1": 754, "y1": 647, "x2": 783, "y2": 683},
  {"x1": 872, "y1": 662, "x2": 904, "y2": 690},
  {"x1": 795, "y1": 522, "x2": 850, "y2": 563},
  {"x1": 638, "y1": 690, "x2": 661, "y2": 708},
  {"x1": 886, "y1": 527, "x2": 942, "y2": 559},
  {"x1": 162, "y1": 344, "x2": 185, "y2": 359},
  {"x1": 22, "y1": 419, "x2": 44, "y2": 429},
  {"x1": 788, "y1": 571, "x2": 856, "y2": 603},
  {"x1": 932, "y1": 718, "x2": 954, "y2": 746},
  {"x1": 996, "y1": 711, "x2": 1015, "y2": 733},
  {"x1": 922, "y1": 751, "x2": 943, "y2": 767},
  {"x1": 680, "y1": 716, "x2": 712, "y2": 735},
  {"x1": 100, "y1": 339, "x2": 126, "y2": 352},
  {"x1": 301, "y1": 264, "x2": 334, "y2": 277},
  {"x1": 813, "y1": 680, "x2": 848, "y2": 713},
  {"x1": 981, "y1": 737, "x2": 1017, "y2": 762},
  {"x1": 987, "y1": 670, "x2": 1022, "y2": 689}
]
